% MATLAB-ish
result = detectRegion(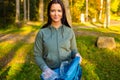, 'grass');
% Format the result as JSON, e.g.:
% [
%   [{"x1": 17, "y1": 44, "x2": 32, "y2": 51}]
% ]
[
  {"x1": 77, "y1": 36, "x2": 120, "y2": 80},
  {"x1": 72, "y1": 22, "x2": 95, "y2": 27},
  {"x1": 0, "y1": 22, "x2": 120, "y2": 80},
  {"x1": 111, "y1": 14, "x2": 120, "y2": 21},
  {"x1": 76, "y1": 25, "x2": 120, "y2": 80},
  {"x1": 0, "y1": 23, "x2": 41, "y2": 80}
]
